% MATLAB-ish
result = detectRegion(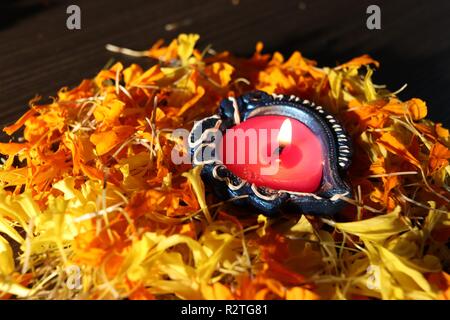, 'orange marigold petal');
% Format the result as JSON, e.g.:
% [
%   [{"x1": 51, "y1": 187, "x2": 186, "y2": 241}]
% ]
[
  {"x1": 407, "y1": 98, "x2": 428, "y2": 120},
  {"x1": 377, "y1": 132, "x2": 420, "y2": 167},
  {"x1": 336, "y1": 54, "x2": 380, "y2": 70}
]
